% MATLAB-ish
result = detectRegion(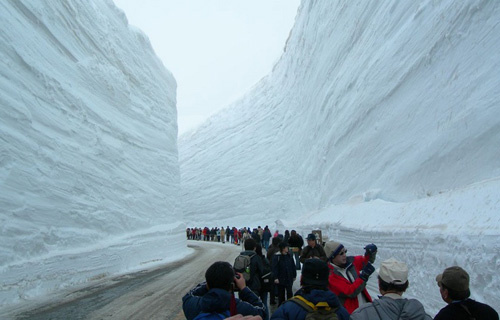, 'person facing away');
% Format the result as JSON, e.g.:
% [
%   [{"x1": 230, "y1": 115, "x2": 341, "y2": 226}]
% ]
[
  {"x1": 299, "y1": 233, "x2": 327, "y2": 263},
  {"x1": 256, "y1": 244, "x2": 272, "y2": 320},
  {"x1": 351, "y1": 258, "x2": 432, "y2": 320},
  {"x1": 434, "y1": 266, "x2": 499, "y2": 320},
  {"x1": 287, "y1": 230, "x2": 304, "y2": 271},
  {"x1": 267, "y1": 236, "x2": 282, "y2": 305},
  {"x1": 272, "y1": 242, "x2": 297, "y2": 306},
  {"x1": 270, "y1": 258, "x2": 350, "y2": 320},
  {"x1": 262, "y1": 227, "x2": 272, "y2": 251},
  {"x1": 182, "y1": 261, "x2": 266, "y2": 320},
  {"x1": 324, "y1": 241, "x2": 375, "y2": 314},
  {"x1": 240, "y1": 238, "x2": 265, "y2": 295}
]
